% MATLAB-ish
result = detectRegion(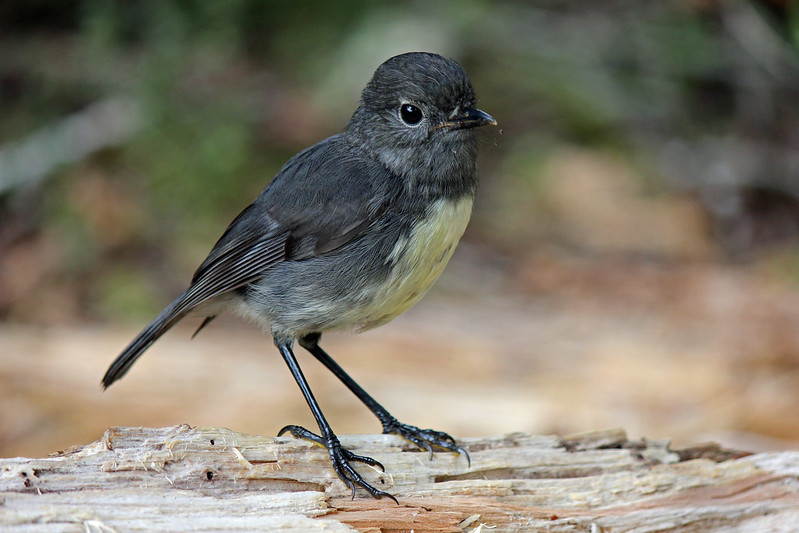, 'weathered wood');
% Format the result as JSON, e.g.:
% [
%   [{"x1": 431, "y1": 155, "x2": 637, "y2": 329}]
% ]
[{"x1": 1, "y1": 425, "x2": 798, "y2": 531}]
